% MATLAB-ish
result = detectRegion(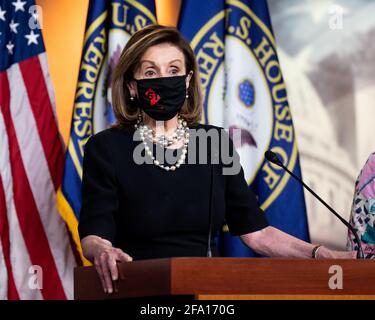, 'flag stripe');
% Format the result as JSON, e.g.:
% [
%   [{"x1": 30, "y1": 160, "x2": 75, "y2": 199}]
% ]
[
  {"x1": 0, "y1": 241, "x2": 8, "y2": 300},
  {"x1": 0, "y1": 71, "x2": 66, "y2": 299},
  {"x1": 0, "y1": 106, "x2": 42, "y2": 300},
  {"x1": 18, "y1": 56, "x2": 64, "y2": 191},
  {"x1": 38, "y1": 54, "x2": 58, "y2": 121},
  {"x1": 0, "y1": 173, "x2": 19, "y2": 300},
  {"x1": 7, "y1": 63, "x2": 75, "y2": 299}
]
